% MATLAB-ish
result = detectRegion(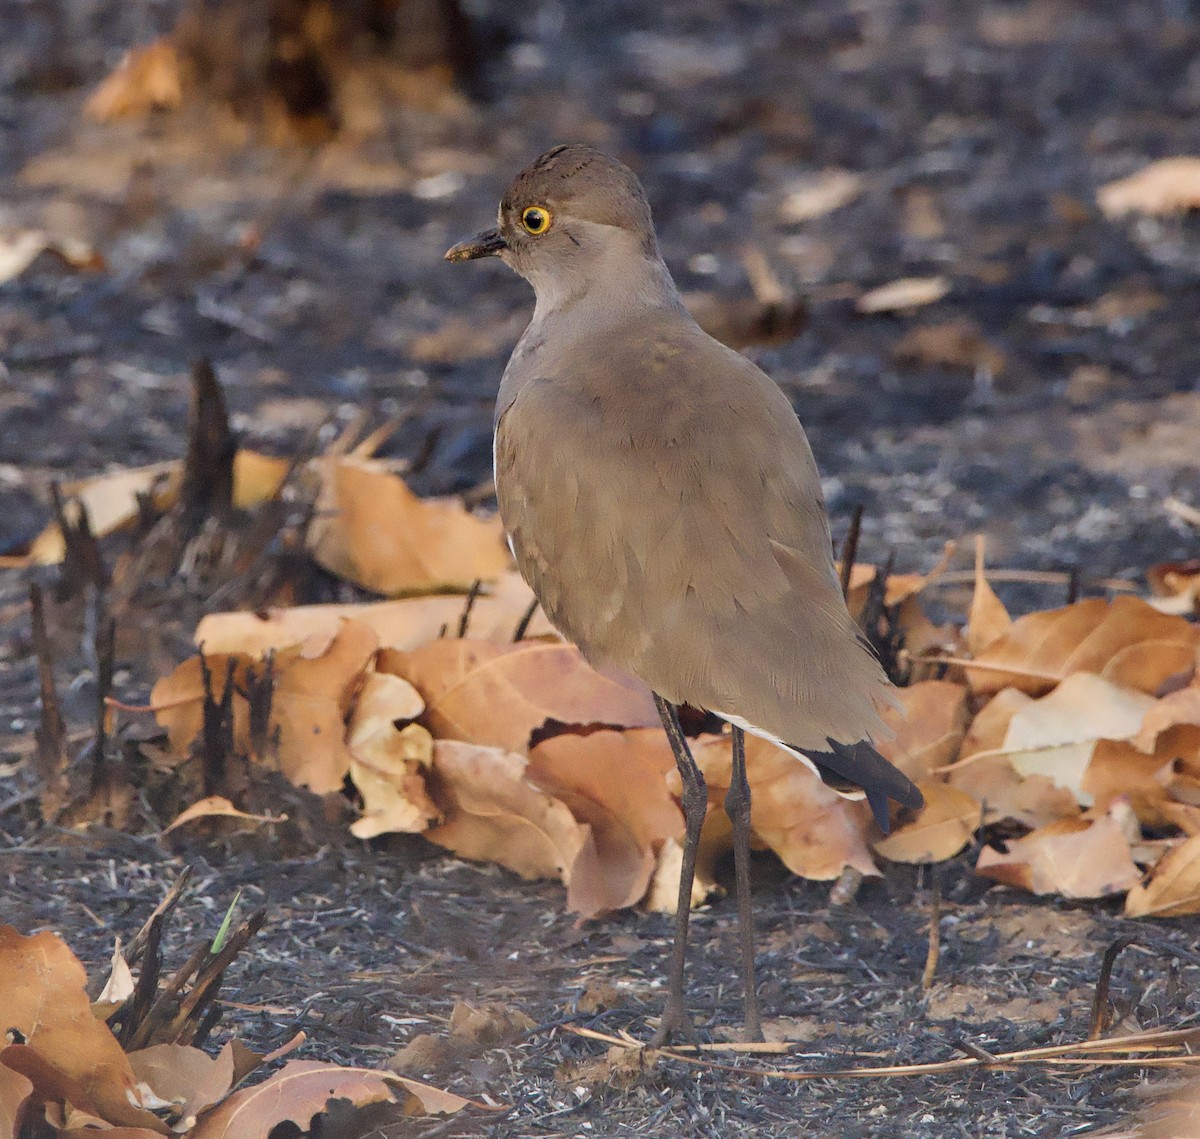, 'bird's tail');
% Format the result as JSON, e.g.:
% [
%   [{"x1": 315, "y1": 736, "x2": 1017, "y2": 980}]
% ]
[{"x1": 803, "y1": 738, "x2": 924, "y2": 834}]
